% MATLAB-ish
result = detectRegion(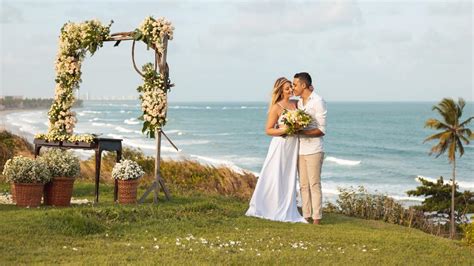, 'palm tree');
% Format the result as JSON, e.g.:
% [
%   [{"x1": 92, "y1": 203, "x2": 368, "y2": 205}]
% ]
[{"x1": 424, "y1": 98, "x2": 473, "y2": 239}]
